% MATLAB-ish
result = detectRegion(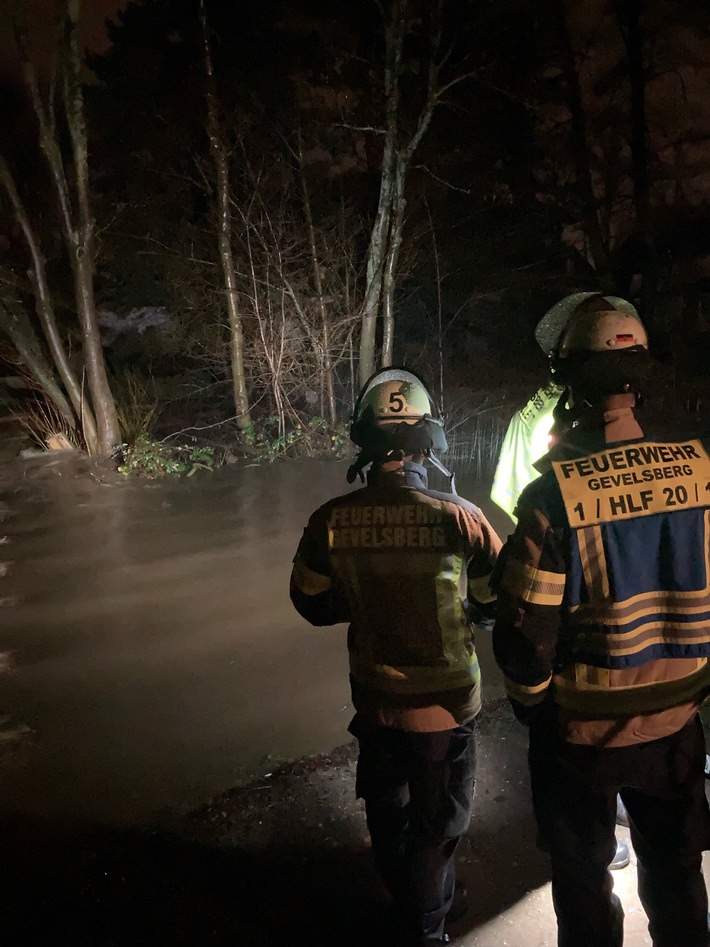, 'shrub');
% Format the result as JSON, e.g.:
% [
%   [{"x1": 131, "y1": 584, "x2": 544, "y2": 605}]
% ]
[
  {"x1": 250, "y1": 416, "x2": 350, "y2": 463},
  {"x1": 117, "y1": 434, "x2": 216, "y2": 478}
]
